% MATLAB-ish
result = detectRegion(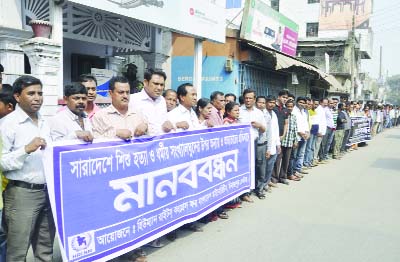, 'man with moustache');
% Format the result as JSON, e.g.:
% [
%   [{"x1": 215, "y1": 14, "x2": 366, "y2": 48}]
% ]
[
  {"x1": 280, "y1": 99, "x2": 299, "y2": 182},
  {"x1": 209, "y1": 91, "x2": 225, "y2": 126},
  {"x1": 78, "y1": 74, "x2": 101, "y2": 119},
  {"x1": 0, "y1": 75, "x2": 55, "y2": 261},
  {"x1": 49, "y1": 83, "x2": 93, "y2": 142},
  {"x1": 239, "y1": 89, "x2": 266, "y2": 199},
  {"x1": 92, "y1": 76, "x2": 147, "y2": 140},
  {"x1": 129, "y1": 69, "x2": 174, "y2": 136},
  {"x1": 289, "y1": 97, "x2": 310, "y2": 178},
  {"x1": 264, "y1": 95, "x2": 281, "y2": 190}
]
